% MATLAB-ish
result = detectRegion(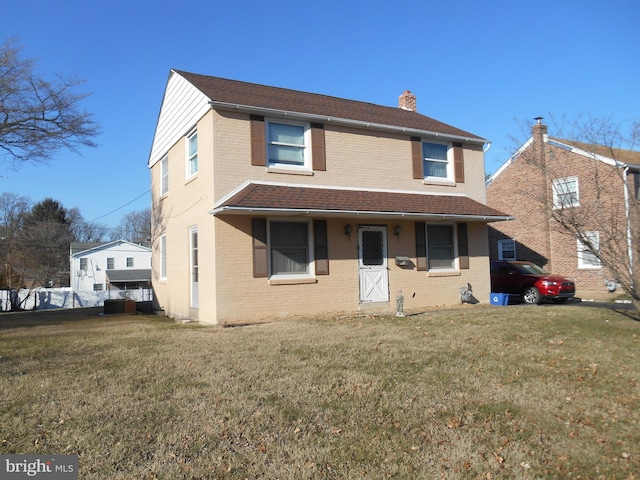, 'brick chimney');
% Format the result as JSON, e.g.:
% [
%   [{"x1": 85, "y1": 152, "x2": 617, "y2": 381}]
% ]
[
  {"x1": 532, "y1": 116, "x2": 548, "y2": 144},
  {"x1": 398, "y1": 90, "x2": 417, "y2": 112}
]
